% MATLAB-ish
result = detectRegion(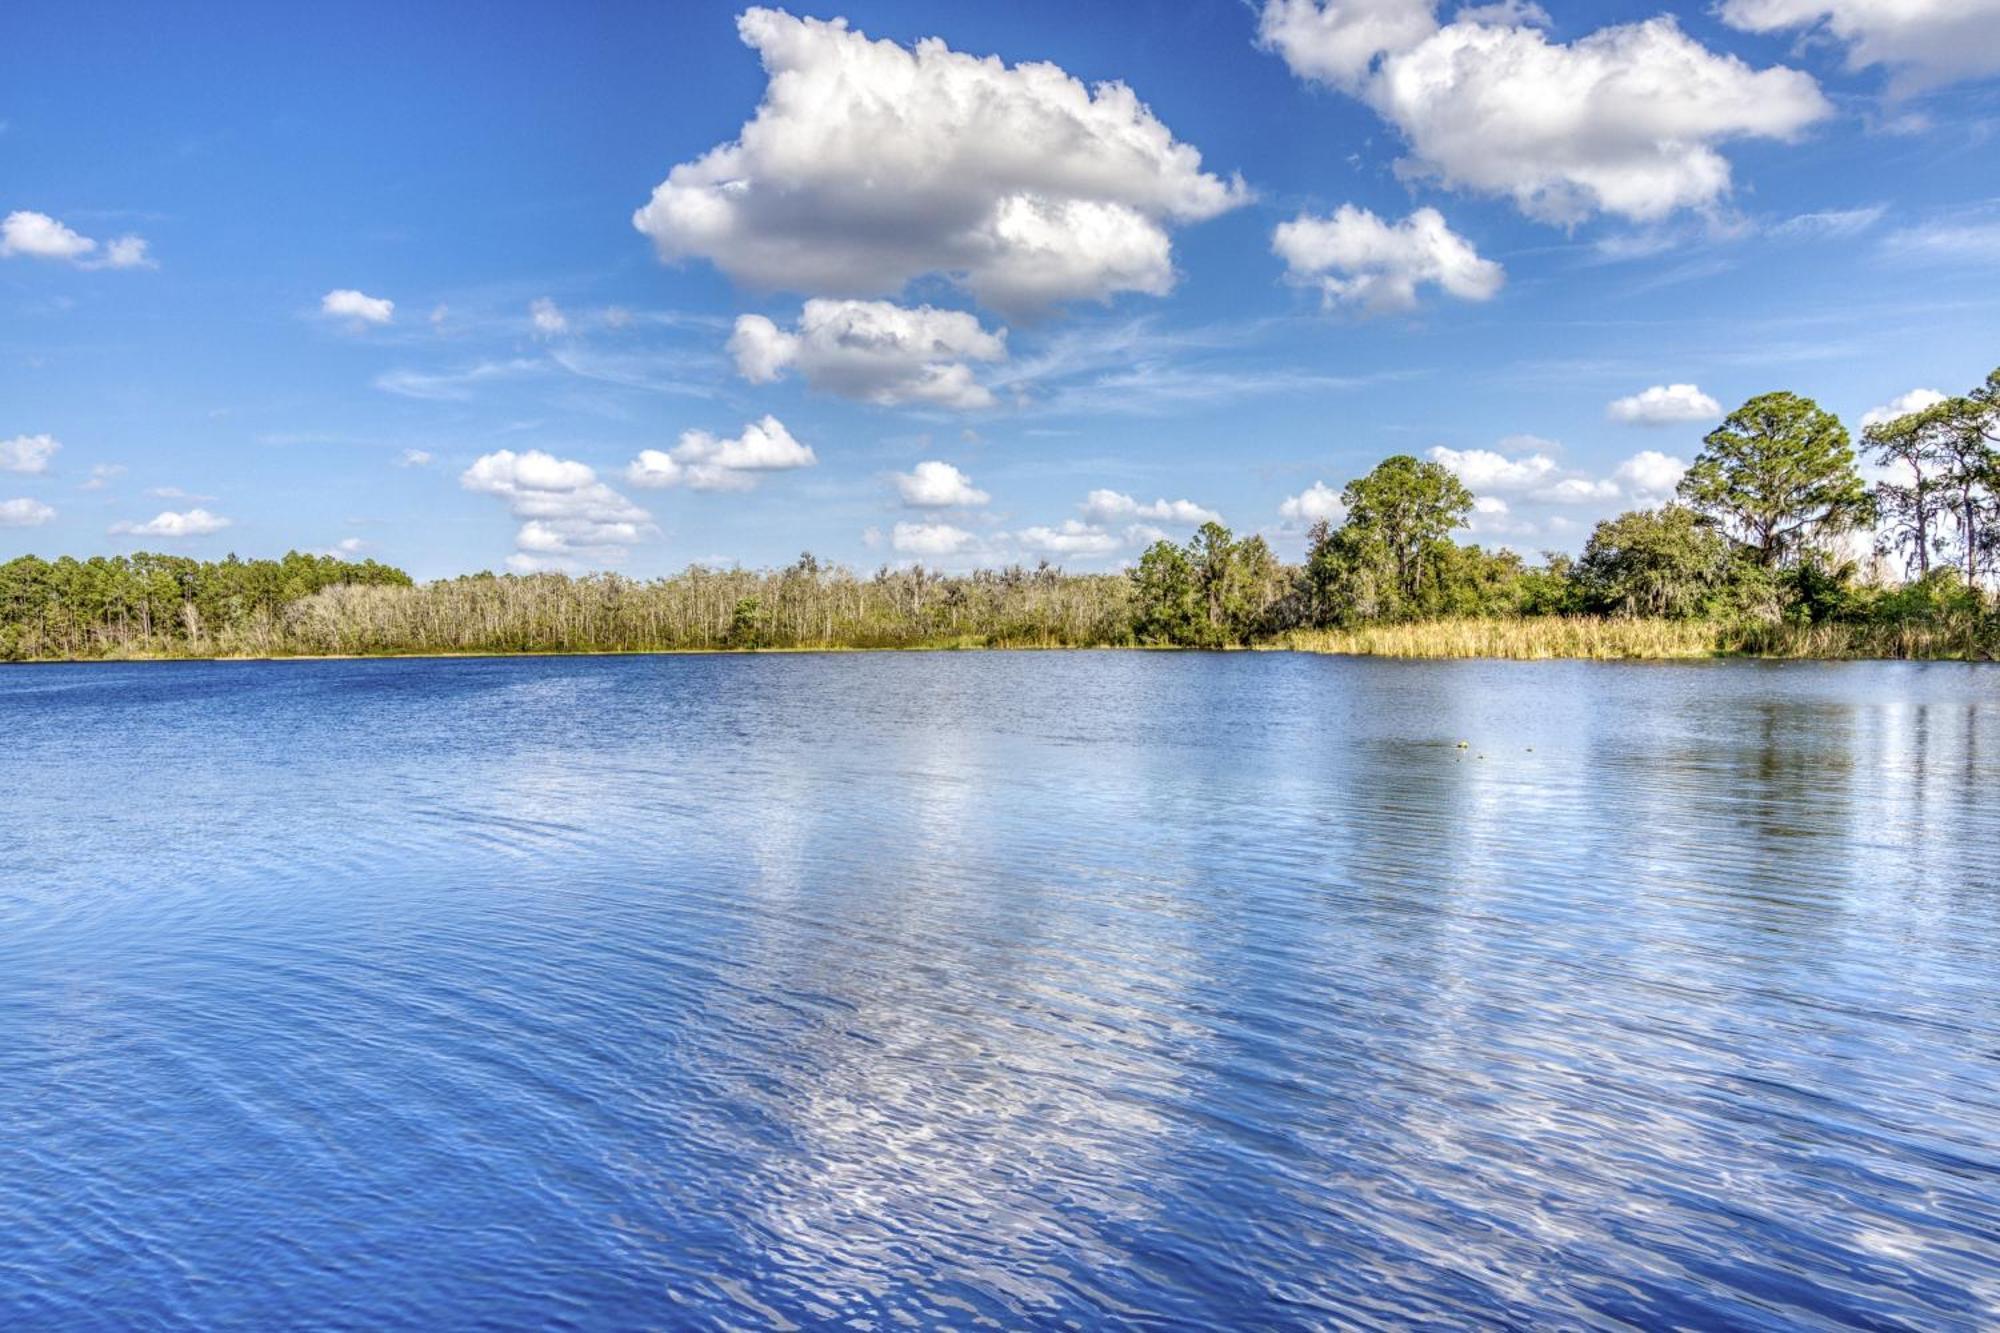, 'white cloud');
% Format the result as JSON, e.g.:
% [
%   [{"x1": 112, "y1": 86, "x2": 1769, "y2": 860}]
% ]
[
  {"x1": 1720, "y1": 0, "x2": 2000, "y2": 91},
  {"x1": 626, "y1": 415, "x2": 816, "y2": 492},
  {"x1": 81, "y1": 462, "x2": 125, "y2": 491},
  {"x1": 1273, "y1": 205, "x2": 1502, "y2": 311},
  {"x1": 0, "y1": 211, "x2": 93, "y2": 261},
  {"x1": 1767, "y1": 205, "x2": 1887, "y2": 240},
  {"x1": 1433, "y1": 440, "x2": 1680, "y2": 507},
  {"x1": 1860, "y1": 388, "x2": 1948, "y2": 429},
  {"x1": 112, "y1": 508, "x2": 231, "y2": 538},
  {"x1": 396, "y1": 448, "x2": 434, "y2": 468},
  {"x1": 1017, "y1": 519, "x2": 1123, "y2": 556},
  {"x1": 0, "y1": 433, "x2": 60, "y2": 474},
  {"x1": 729, "y1": 316, "x2": 797, "y2": 384},
  {"x1": 1428, "y1": 443, "x2": 1560, "y2": 492},
  {"x1": 1082, "y1": 489, "x2": 1221, "y2": 525},
  {"x1": 730, "y1": 301, "x2": 1007, "y2": 409},
  {"x1": 891, "y1": 520, "x2": 977, "y2": 557},
  {"x1": 321, "y1": 288, "x2": 394, "y2": 327},
  {"x1": 1612, "y1": 449, "x2": 1688, "y2": 500},
  {"x1": 0, "y1": 498, "x2": 55, "y2": 527},
  {"x1": 0, "y1": 210, "x2": 153, "y2": 269},
  {"x1": 1607, "y1": 383, "x2": 1722, "y2": 425},
  {"x1": 1541, "y1": 476, "x2": 1621, "y2": 504},
  {"x1": 895, "y1": 460, "x2": 990, "y2": 508},
  {"x1": 1279, "y1": 480, "x2": 1348, "y2": 524},
  {"x1": 334, "y1": 537, "x2": 368, "y2": 555},
  {"x1": 1261, "y1": 3, "x2": 1829, "y2": 224},
  {"x1": 461, "y1": 449, "x2": 651, "y2": 566},
  {"x1": 1258, "y1": 0, "x2": 1439, "y2": 93},
  {"x1": 633, "y1": 8, "x2": 1246, "y2": 314},
  {"x1": 99, "y1": 236, "x2": 153, "y2": 270},
  {"x1": 530, "y1": 297, "x2": 569, "y2": 336}
]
